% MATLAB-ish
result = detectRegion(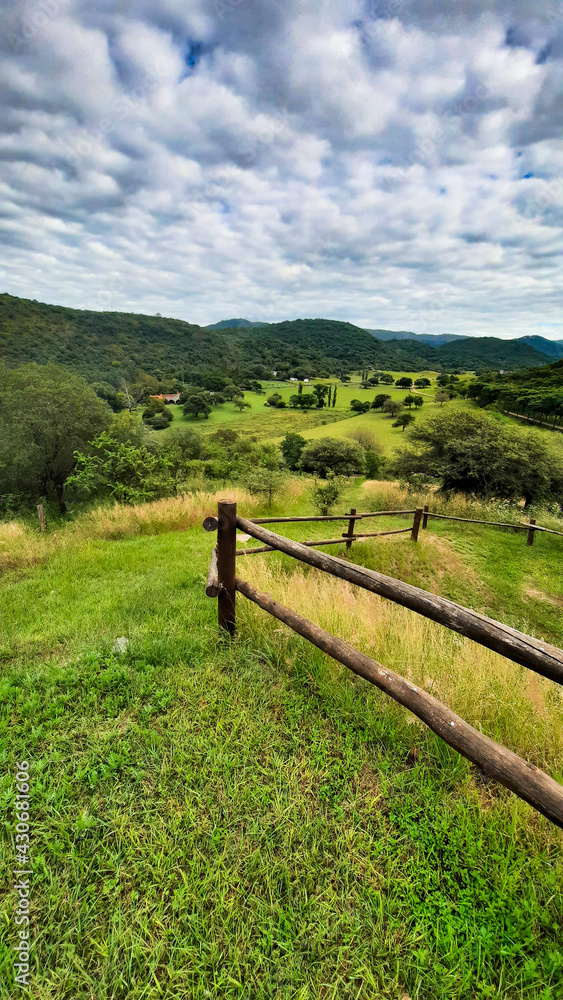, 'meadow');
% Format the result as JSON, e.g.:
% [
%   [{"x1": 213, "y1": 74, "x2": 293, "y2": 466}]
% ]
[
  {"x1": 165, "y1": 372, "x2": 456, "y2": 452},
  {"x1": 2, "y1": 480, "x2": 563, "y2": 999},
  {"x1": 165, "y1": 373, "x2": 562, "y2": 462}
]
